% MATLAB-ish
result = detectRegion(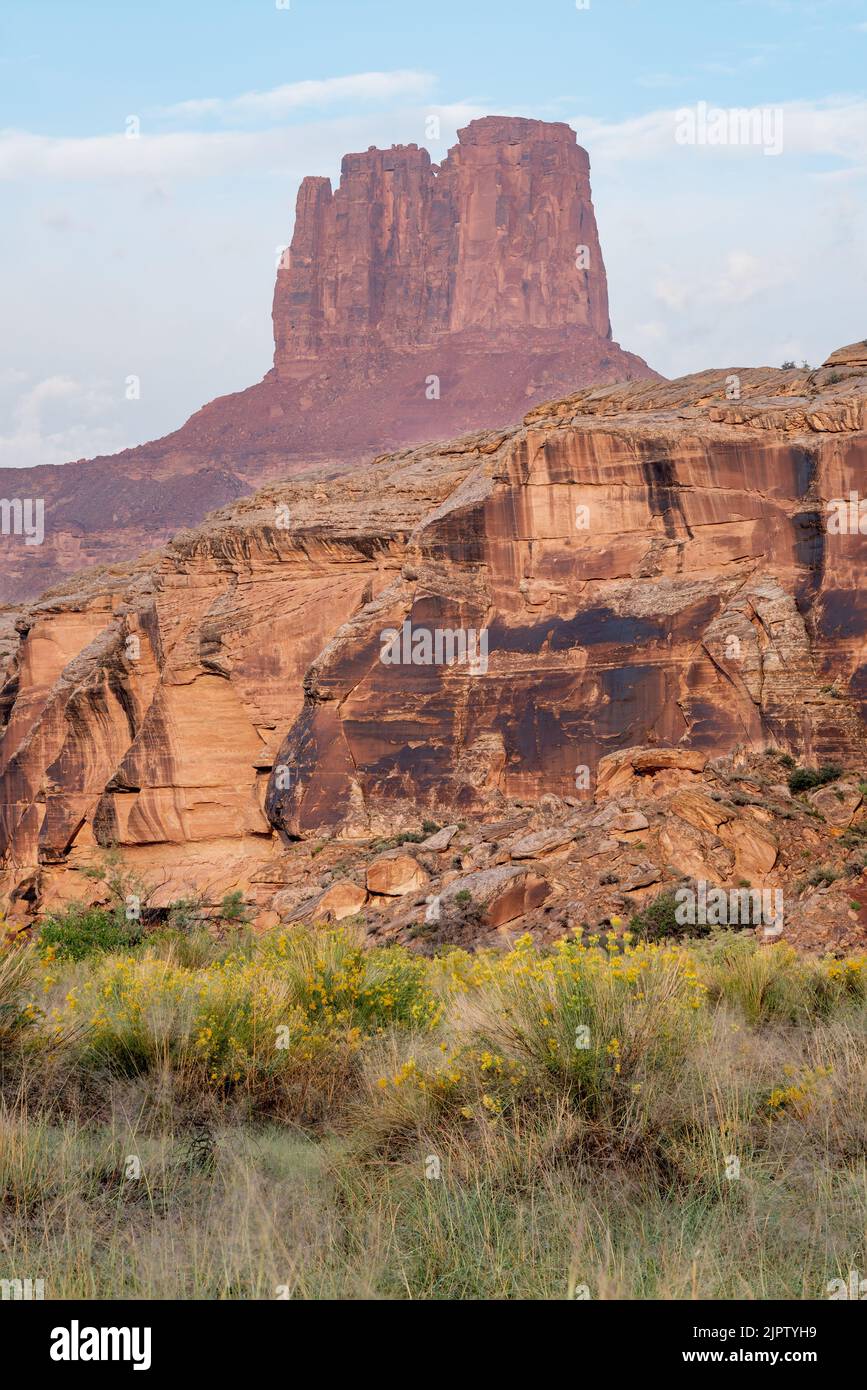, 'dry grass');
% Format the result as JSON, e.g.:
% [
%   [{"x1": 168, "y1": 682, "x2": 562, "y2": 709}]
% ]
[{"x1": 0, "y1": 923, "x2": 865, "y2": 1299}]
